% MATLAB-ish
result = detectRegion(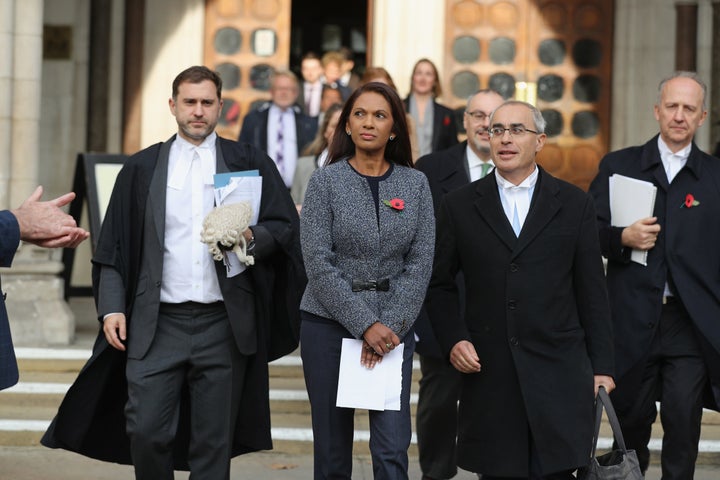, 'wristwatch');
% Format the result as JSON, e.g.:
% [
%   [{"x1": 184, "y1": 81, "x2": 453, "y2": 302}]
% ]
[{"x1": 246, "y1": 229, "x2": 256, "y2": 254}]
